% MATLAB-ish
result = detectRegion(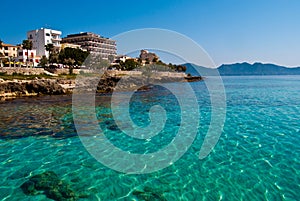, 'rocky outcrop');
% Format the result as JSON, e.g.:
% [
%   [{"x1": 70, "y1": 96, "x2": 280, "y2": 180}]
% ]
[
  {"x1": 139, "y1": 49, "x2": 159, "y2": 63},
  {"x1": 74, "y1": 74, "x2": 191, "y2": 93},
  {"x1": 184, "y1": 75, "x2": 202, "y2": 82},
  {"x1": 0, "y1": 72, "x2": 202, "y2": 100},
  {"x1": 132, "y1": 186, "x2": 167, "y2": 201},
  {"x1": 21, "y1": 171, "x2": 77, "y2": 201},
  {"x1": 0, "y1": 79, "x2": 68, "y2": 100},
  {"x1": 27, "y1": 80, "x2": 66, "y2": 95}
]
